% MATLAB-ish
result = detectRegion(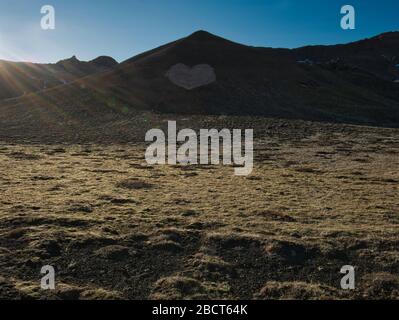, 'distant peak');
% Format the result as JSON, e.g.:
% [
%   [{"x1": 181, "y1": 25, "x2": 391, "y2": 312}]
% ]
[
  {"x1": 56, "y1": 55, "x2": 80, "y2": 64},
  {"x1": 67, "y1": 55, "x2": 79, "y2": 62},
  {"x1": 190, "y1": 30, "x2": 213, "y2": 36},
  {"x1": 90, "y1": 56, "x2": 118, "y2": 68}
]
